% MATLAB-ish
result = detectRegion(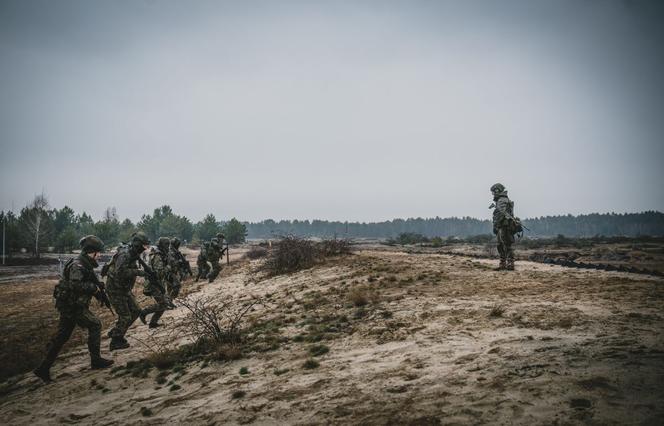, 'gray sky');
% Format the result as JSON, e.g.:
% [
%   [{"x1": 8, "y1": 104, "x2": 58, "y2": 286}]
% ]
[{"x1": 1, "y1": 0, "x2": 663, "y2": 222}]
